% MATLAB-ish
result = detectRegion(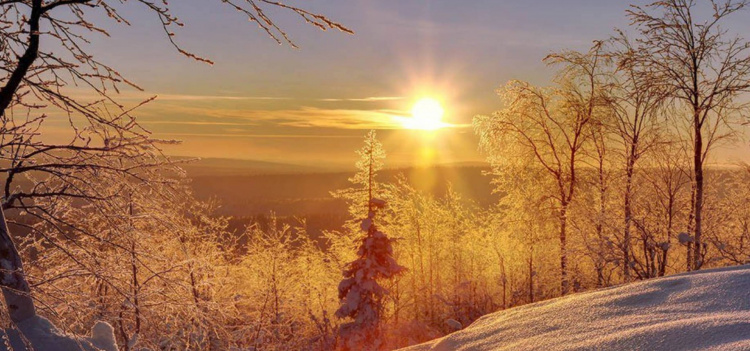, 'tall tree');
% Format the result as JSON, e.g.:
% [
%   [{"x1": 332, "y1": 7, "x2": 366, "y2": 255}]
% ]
[
  {"x1": 476, "y1": 43, "x2": 606, "y2": 294},
  {"x1": 584, "y1": 105, "x2": 617, "y2": 287},
  {"x1": 606, "y1": 35, "x2": 669, "y2": 281},
  {"x1": 335, "y1": 131, "x2": 404, "y2": 350},
  {"x1": 627, "y1": 0, "x2": 750, "y2": 270},
  {"x1": 332, "y1": 130, "x2": 386, "y2": 221}
]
